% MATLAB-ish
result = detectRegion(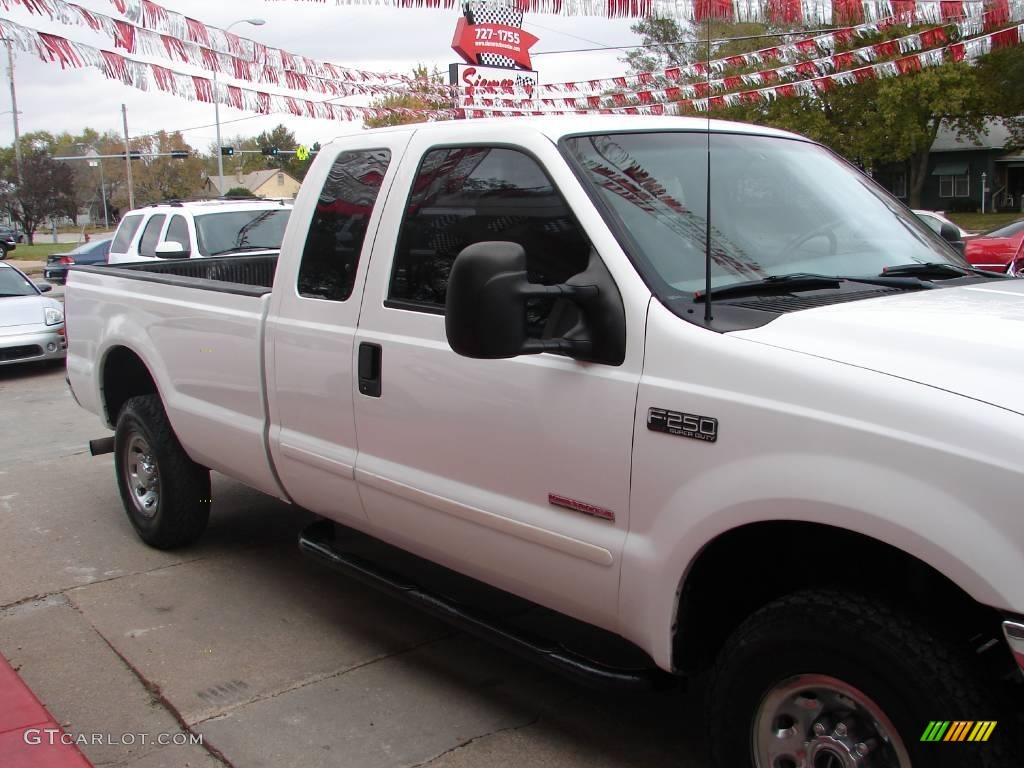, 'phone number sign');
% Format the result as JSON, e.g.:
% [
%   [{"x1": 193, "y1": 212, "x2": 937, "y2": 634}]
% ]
[{"x1": 451, "y1": 17, "x2": 539, "y2": 70}]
